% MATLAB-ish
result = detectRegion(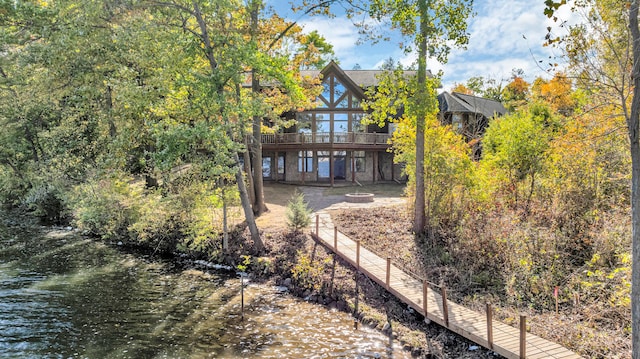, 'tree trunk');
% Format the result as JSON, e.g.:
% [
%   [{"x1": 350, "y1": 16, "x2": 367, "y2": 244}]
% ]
[
  {"x1": 249, "y1": 2, "x2": 268, "y2": 215},
  {"x1": 244, "y1": 140, "x2": 256, "y2": 206},
  {"x1": 106, "y1": 85, "x2": 117, "y2": 138},
  {"x1": 628, "y1": 2, "x2": 640, "y2": 357},
  {"x1": 234, "y1": 152, "x2": 264, "y2": 252},
  {"x1": 223, "y1": 190, "x2": 229, "y2": 251},
  {"x1": 251, "y1": 81, "x2": 268, "y2": 215},
  {"x1": 413, "y1": 0, "x2": 429, "y2": 234}
]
